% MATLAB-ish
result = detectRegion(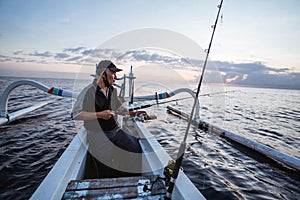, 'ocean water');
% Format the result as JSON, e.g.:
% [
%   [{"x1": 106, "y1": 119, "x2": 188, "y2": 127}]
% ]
[{"x1": 0, "y1": 76, "x2": 299, "y2": 200}]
